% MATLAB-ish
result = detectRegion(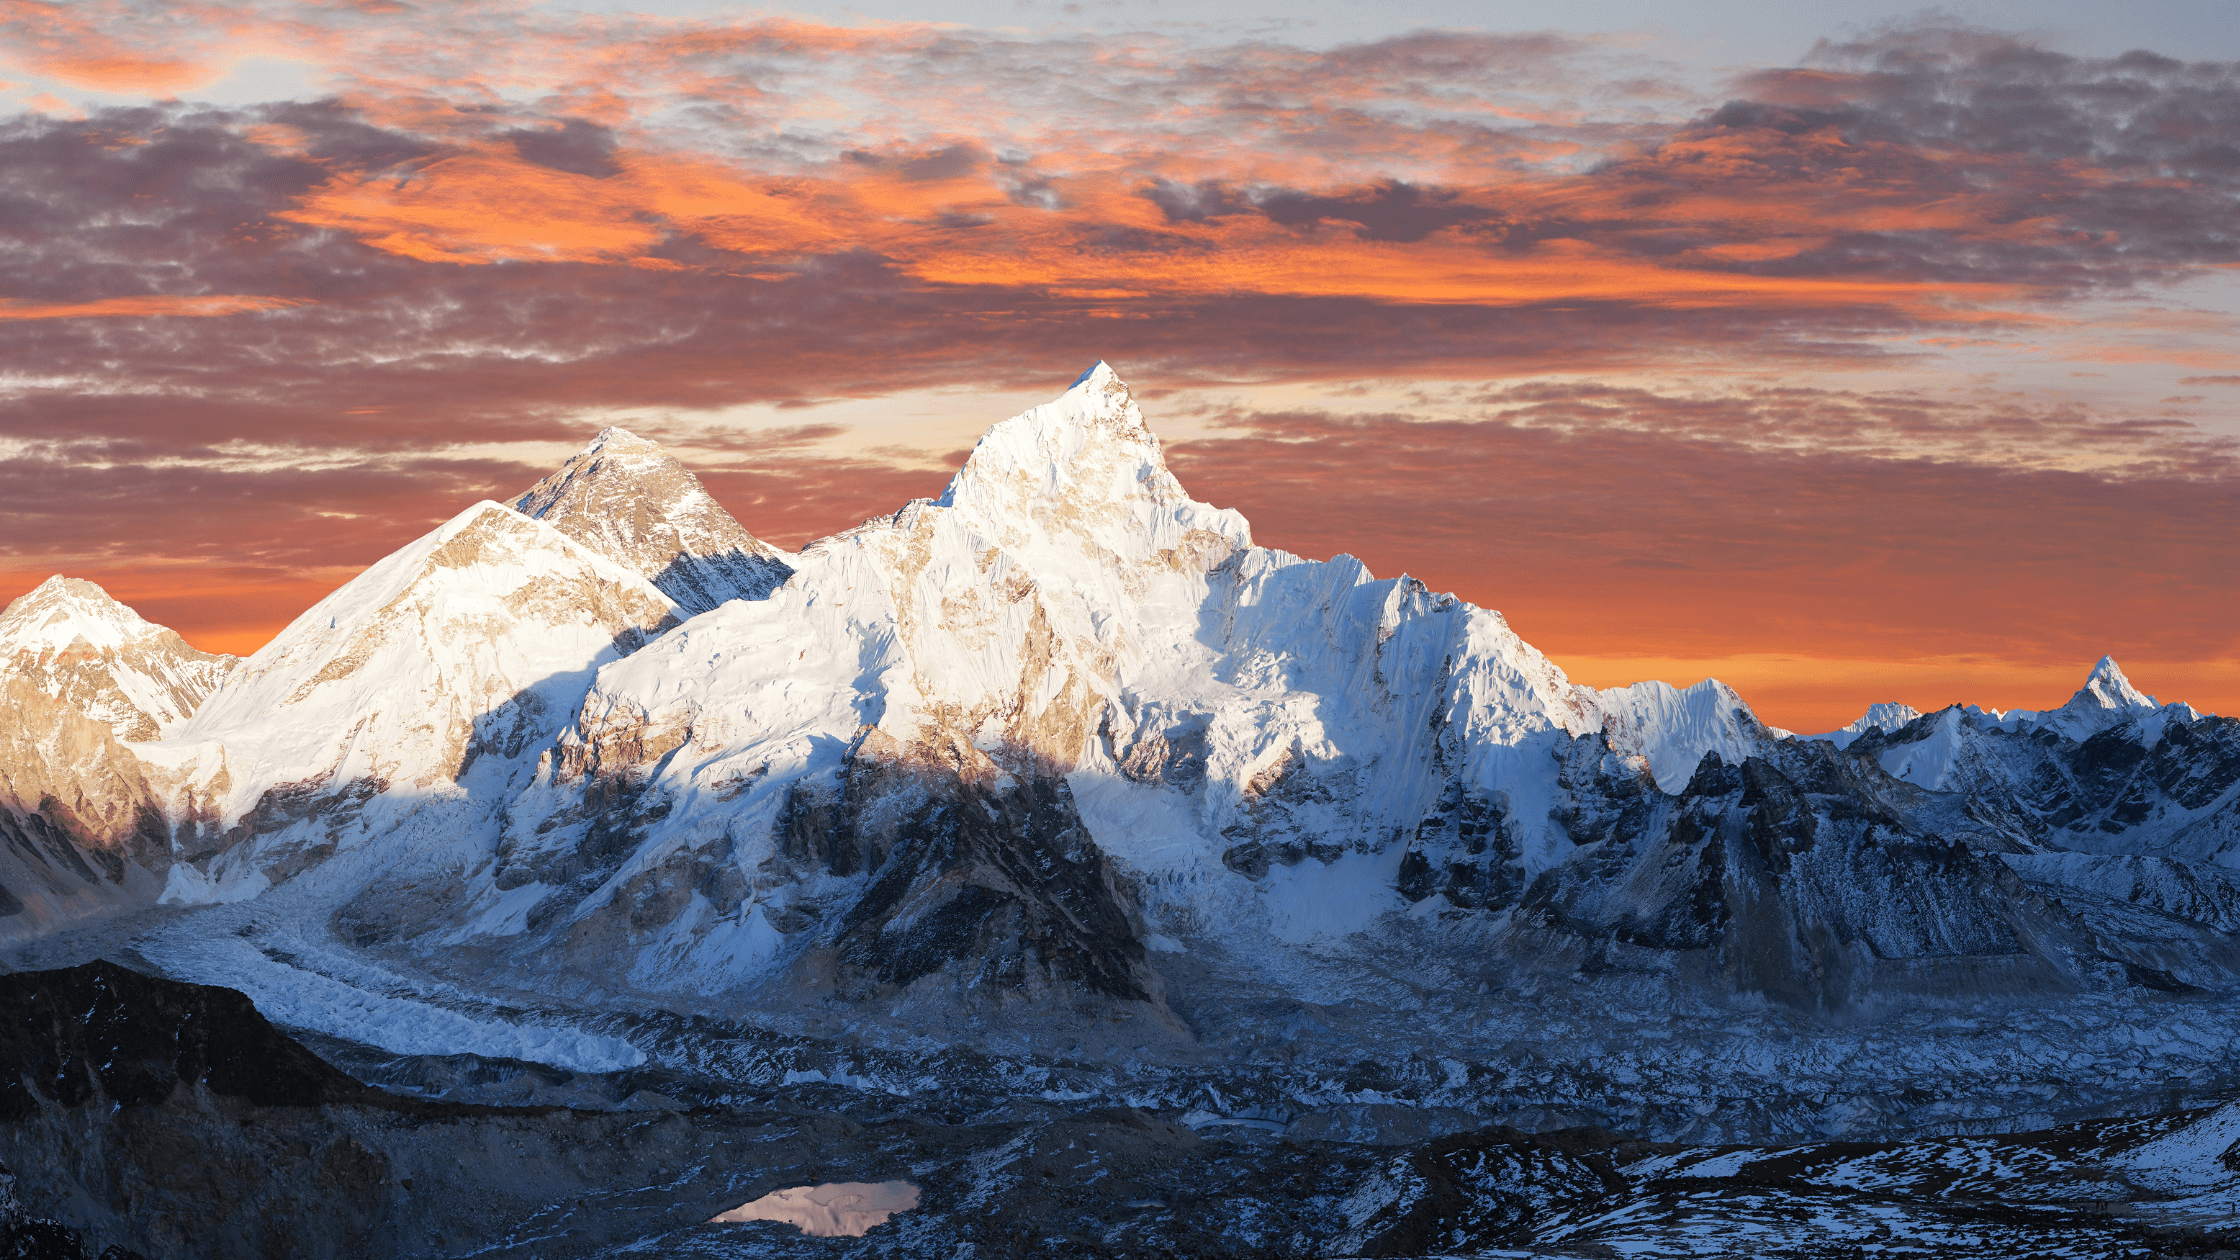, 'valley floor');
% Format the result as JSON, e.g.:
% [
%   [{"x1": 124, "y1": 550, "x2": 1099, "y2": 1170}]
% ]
[{"x1": 6, "y1": 943, "x2": 2240, "y2": 1259}]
